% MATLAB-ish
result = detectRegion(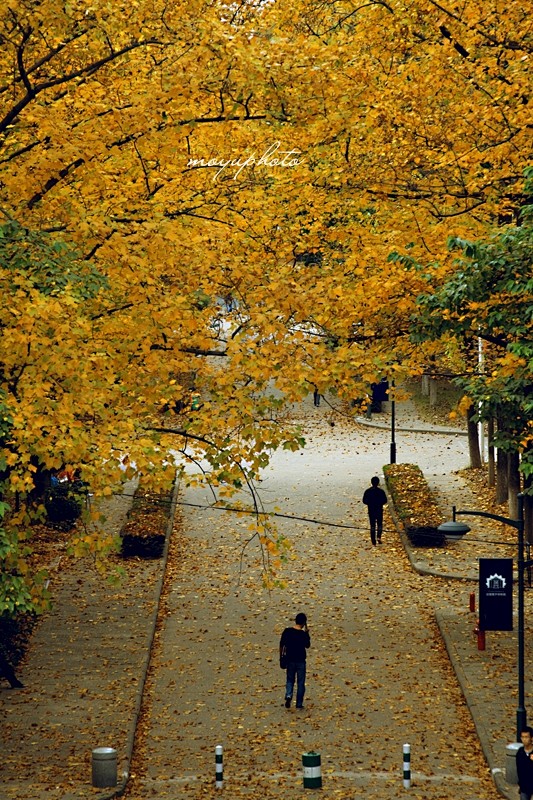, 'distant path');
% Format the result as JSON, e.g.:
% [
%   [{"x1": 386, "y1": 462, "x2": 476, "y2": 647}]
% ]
[{"x1": 125, "y1": 407, "x2": 498, "y2": 799}]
